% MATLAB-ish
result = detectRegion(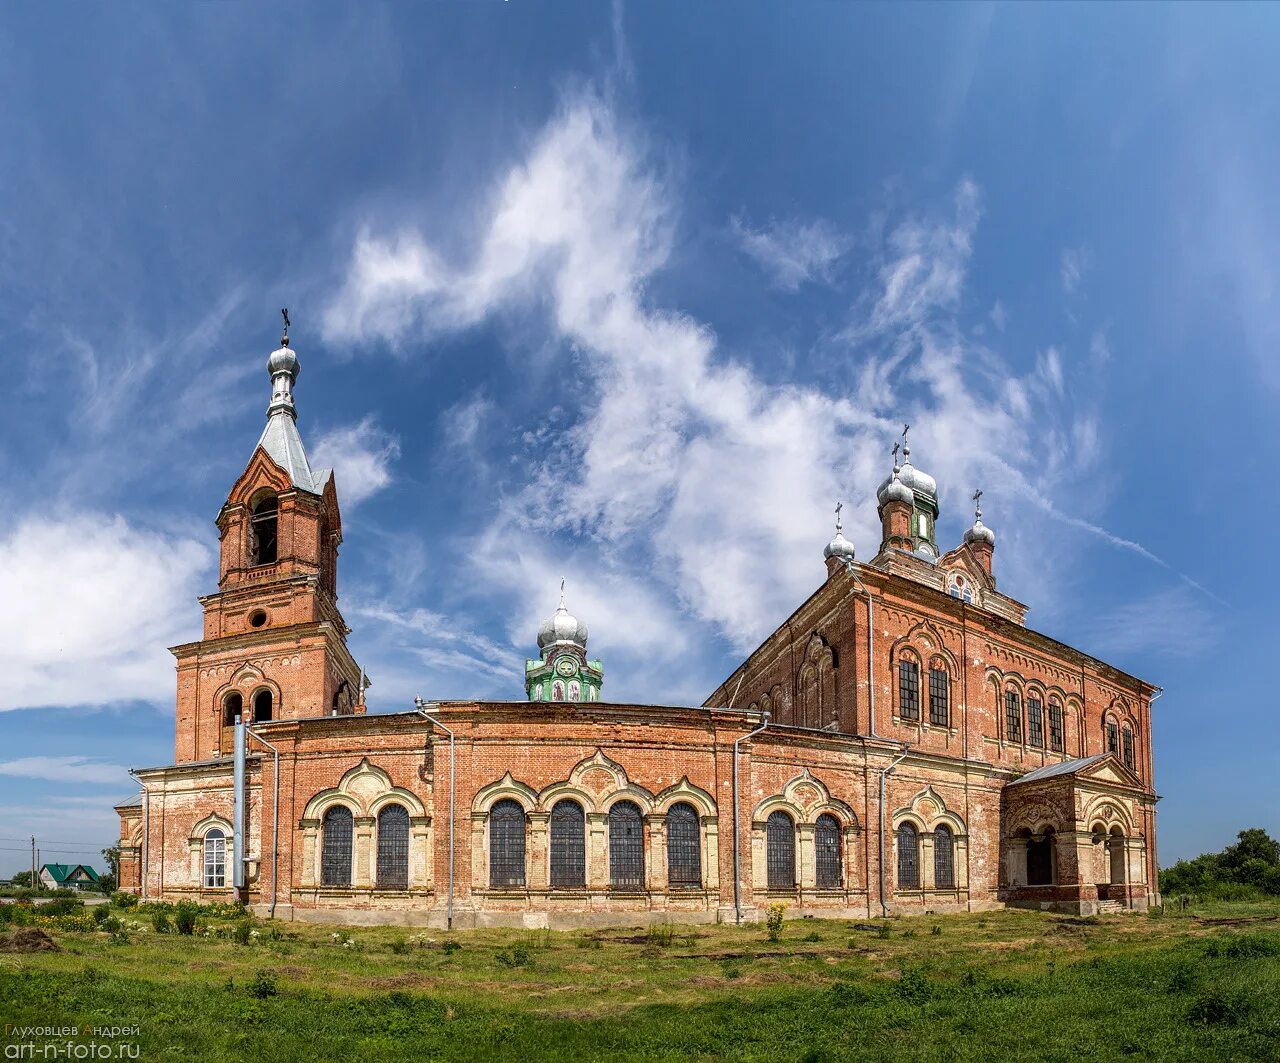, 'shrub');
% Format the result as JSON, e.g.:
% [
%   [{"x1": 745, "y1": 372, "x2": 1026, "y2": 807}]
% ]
[
  {"x1": 246, "y1": 971, "x2": 278, "y2": 999},
  {"x1": 441, "y1": 939, "x2": 461, "y2": 956},
  {"x1": 232, "y1": 922, "x2": 254, "y2": 946},
  {"x1": 174, "y1": 903, "x2": 199, "y2": 936},
  {"x1": 930, "y1": 925, "x2": 942, "y2": 936},
  {"x1": 1187, "y1": 993, "x2": 1247, "y2": 1027},
  {"x1": 389, "y1": 936, "x2": 409, "y2": 955},
  {"x1": 802, "y1": 929, "x2": 821, "y2": 942},
  {"x1": 764, "y1": 902, "x2": 787, "y2": 942},
  {"x1": 40, "y1": 897, "x2": 84, "y2": 917},
  {"x1": 91, "y1": 906, "x2": 110, "y2": 926},
  {"x1": 896, "y1": 965, "x2": 933, "y2": 1003},
  {"x1": 111, "y1": 892, "x2": 138, "y2": 908},
  {"x1": 496, "y1": 942, "x2": 532, "y2": 968},
  {"x1": 646, "y1": 925, "x2": 674, "y2": 948},
  {"x1": 151, "y1": 911, "x2": 172, "y2": 934}
]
